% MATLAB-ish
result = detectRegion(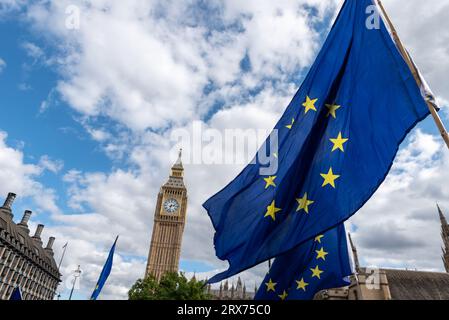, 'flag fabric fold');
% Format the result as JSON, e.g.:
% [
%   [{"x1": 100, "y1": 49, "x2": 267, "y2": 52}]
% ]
[
  {"x1": 203, "y1": 0, "x2": 430, "y2": 284},
  {"x1": 254, "y1": 224, "x2": 351, "y2": 300},
  {"x1": 90, "y1": 236, "x2": 118, "y2": 300}
]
